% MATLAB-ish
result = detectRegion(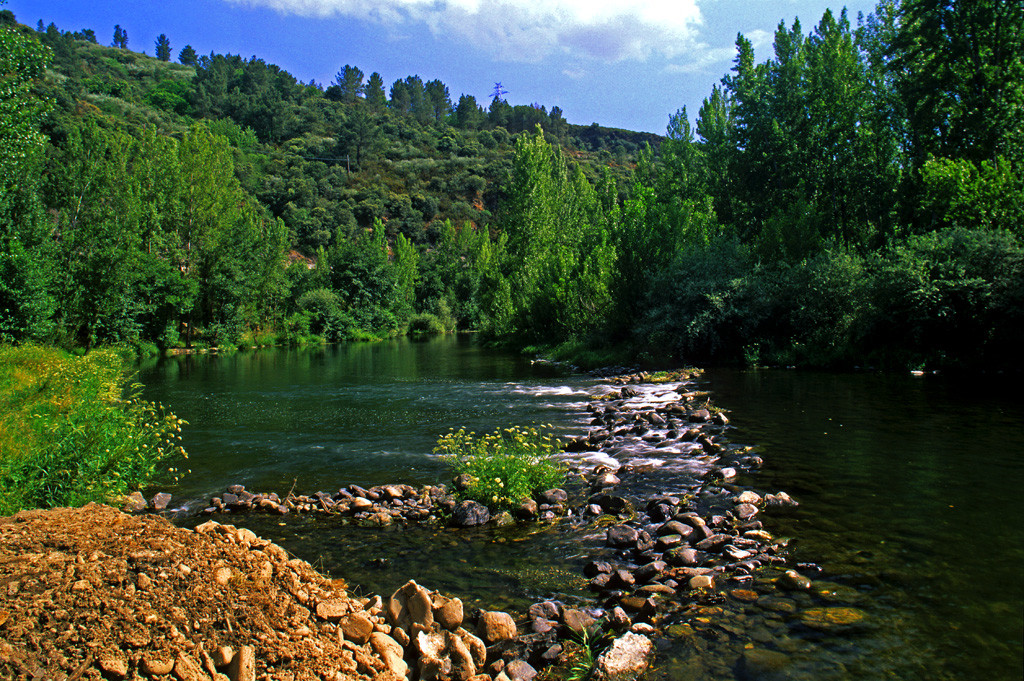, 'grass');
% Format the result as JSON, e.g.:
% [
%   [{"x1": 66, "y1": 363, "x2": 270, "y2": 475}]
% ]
[
  {"x1": 434, "y1": 425, "x2": 566, "y2": 513},
  {"x1": 0, "y1": 345, "x2": 188, "y2": 515}
]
